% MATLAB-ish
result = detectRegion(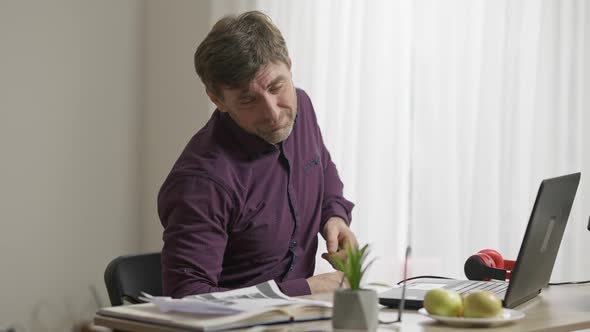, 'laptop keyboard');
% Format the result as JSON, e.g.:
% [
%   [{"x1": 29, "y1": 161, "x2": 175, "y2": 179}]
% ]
[{"x1": 449, "y1": 281, "x2": 508, "y2": 298}]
